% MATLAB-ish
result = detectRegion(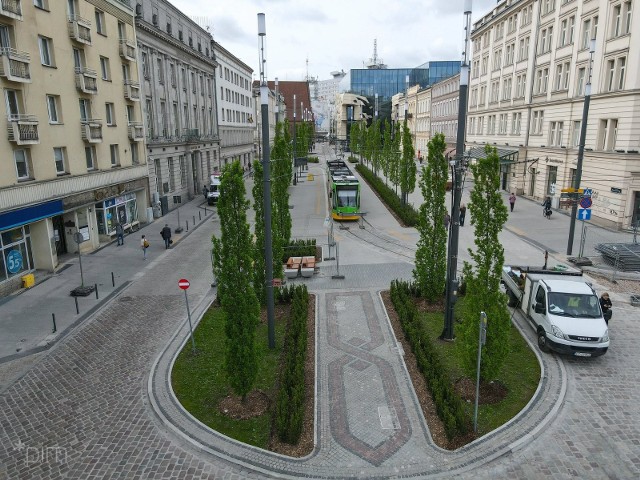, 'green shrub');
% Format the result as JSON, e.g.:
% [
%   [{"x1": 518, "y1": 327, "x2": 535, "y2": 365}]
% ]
[
  {"x1": 282, "y1": 239, "x2": 316, "y2": 263},
  {"x1": 347, "y1": 155, "x2": 358, "y2": 163},
  {"x1": 356, "y1": 164, "x2": 419, "y2": 226},
  {"x1": 307, "y1": 156, "x2": 319, "y2": 163}
]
